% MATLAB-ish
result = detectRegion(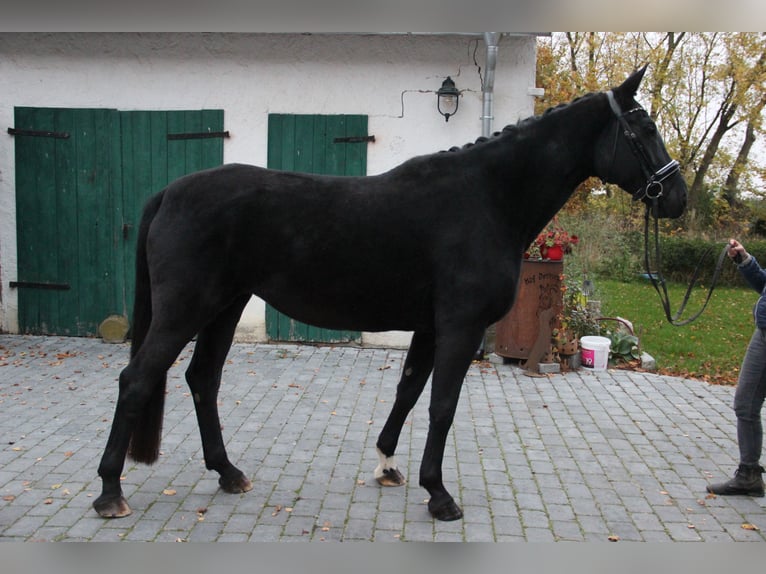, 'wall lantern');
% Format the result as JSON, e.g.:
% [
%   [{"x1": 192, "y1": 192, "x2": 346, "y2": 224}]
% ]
[{"x1": 437, "y1": 76, "x2": 460, "y2": 122}]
